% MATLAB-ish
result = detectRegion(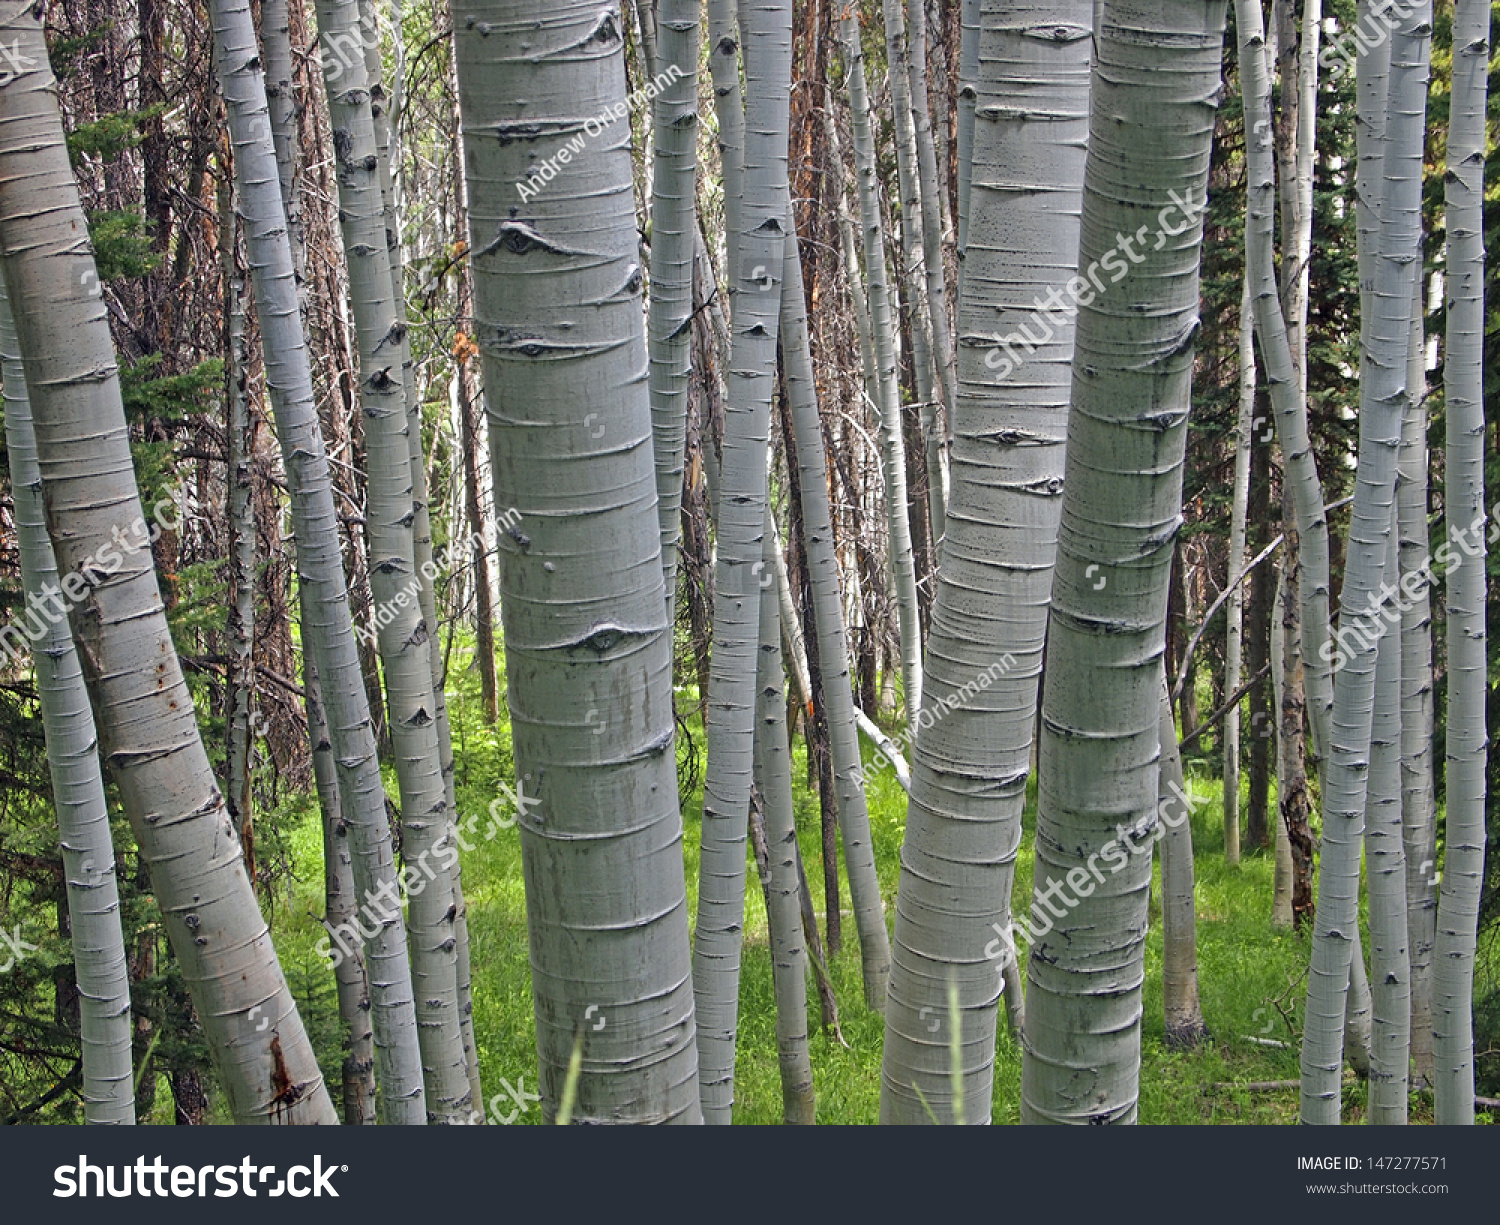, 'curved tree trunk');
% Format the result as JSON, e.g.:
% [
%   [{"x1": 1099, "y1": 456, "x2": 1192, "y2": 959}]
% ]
[
  {"x1": 0, "y1": 0, "x2": 336, "y2": 1123},
  {"x1": 213, "y1": 0, "x2": 426, "y2": 1123},
  {"x1": 1432, "y1": 0, "x2": 1489, "y2": 1127},
  {"x1": 452, "y1": 0, "x2": 702, "y2": 1125},
  {"x1": 1020, "y1": 0, "x2": 1224, "y2": 1125},
  {"x1": 0, "y1": 279, "x2": 136, "y2": 1126},
  {"x1": 880, "y1": 0, "x2": 1092, "y2": 1125}
]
